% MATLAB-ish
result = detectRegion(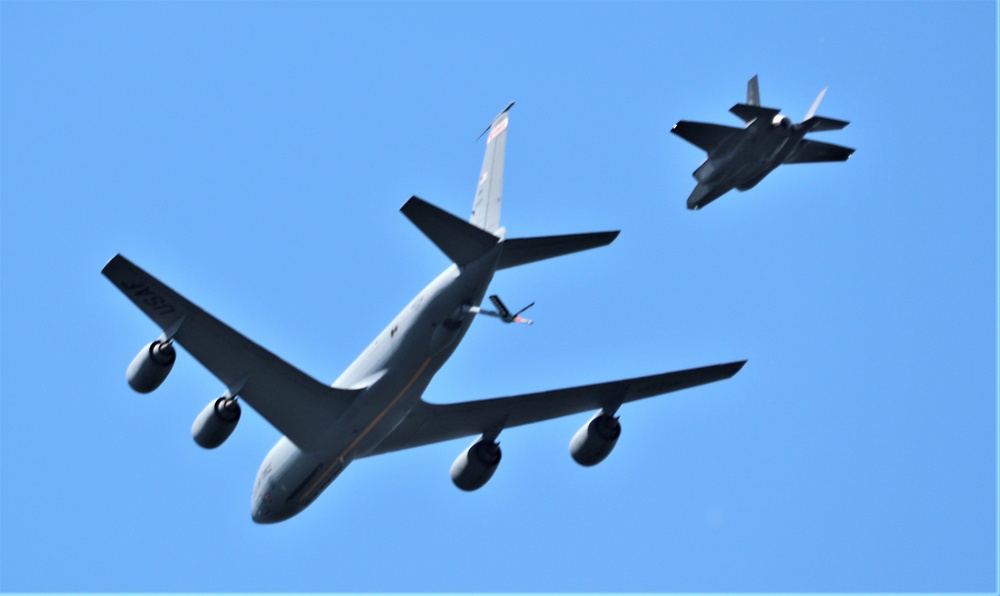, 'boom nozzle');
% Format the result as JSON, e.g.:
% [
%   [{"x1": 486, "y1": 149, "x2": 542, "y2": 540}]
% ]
[{"x1": 464, "y1": 294, "x2": 534, "y2": 325}]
